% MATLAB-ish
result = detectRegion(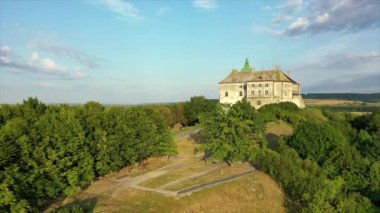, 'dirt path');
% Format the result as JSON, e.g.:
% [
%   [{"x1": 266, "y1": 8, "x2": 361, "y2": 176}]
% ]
[
  {"x1": 175, "y1": 128, "x2": 200, "y2": 140},
  {"x1": 176, "y1": 170, "x2": 256, "y2": 196},
  {"x1": 157, "y1": 164, "x2": 225, "y2": 190},
  {"x1": 116, "y1": 160, "x2": 187, "y2": 187}
]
